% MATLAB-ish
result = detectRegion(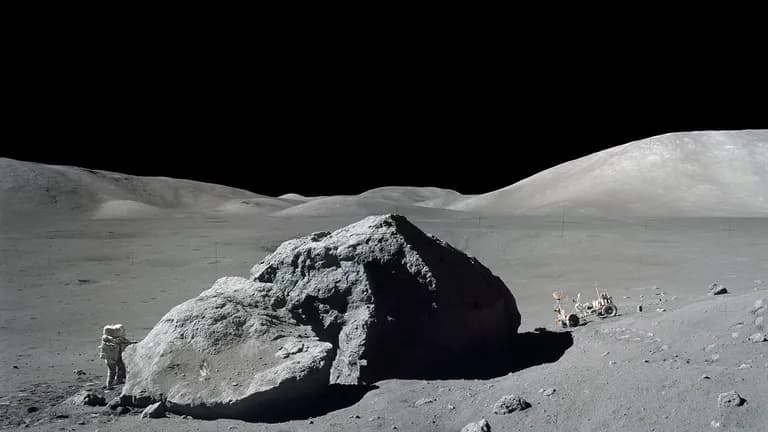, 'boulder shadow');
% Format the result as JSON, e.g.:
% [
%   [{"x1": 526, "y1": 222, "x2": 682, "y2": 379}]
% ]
[
  {"x1": 239, "y1": 384, "x2": 377, "y2": 423},
  {"x1": 367, "y1": 329, "x2": 574, "y2": 381}
]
